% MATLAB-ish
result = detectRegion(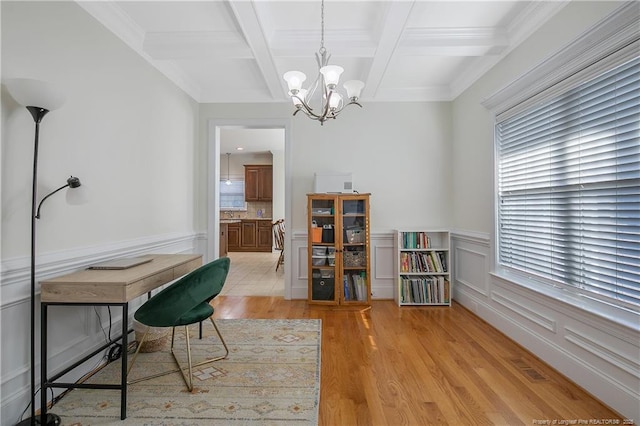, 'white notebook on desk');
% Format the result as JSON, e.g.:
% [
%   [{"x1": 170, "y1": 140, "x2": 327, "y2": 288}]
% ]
[{"x1": 88, "y1": 257, "x2": 152, "y2": 270}]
